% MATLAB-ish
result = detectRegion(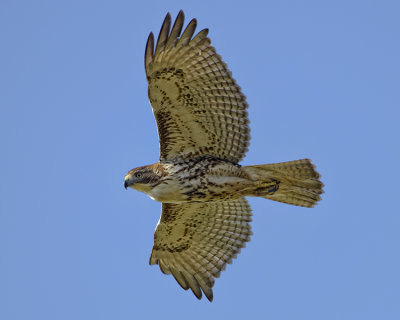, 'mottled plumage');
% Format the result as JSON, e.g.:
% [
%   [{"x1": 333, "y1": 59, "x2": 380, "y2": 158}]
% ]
[
  {"x1": 124, "y1": 11, "x2": 324, "y2": 301},
  {"x1": 145, "y1": 11, "x2": 249, "y2": 163},
  {"x1": 150, "y1": 198, "x2": 252, "y2": 301}
]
